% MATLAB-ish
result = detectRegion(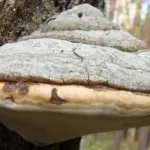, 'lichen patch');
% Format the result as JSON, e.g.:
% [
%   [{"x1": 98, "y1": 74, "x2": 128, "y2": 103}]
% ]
[{"x1": 50, "y1": 88, "x2": 67, "y2": 105}]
